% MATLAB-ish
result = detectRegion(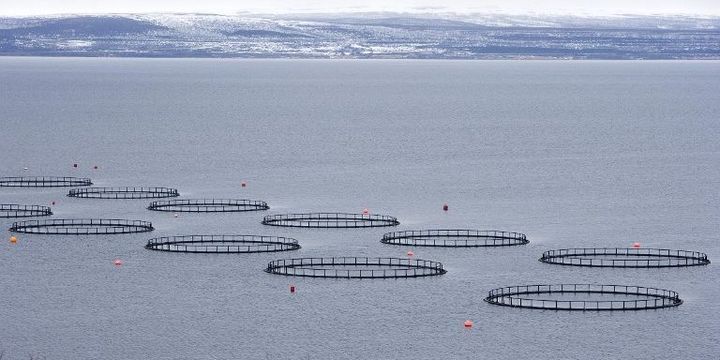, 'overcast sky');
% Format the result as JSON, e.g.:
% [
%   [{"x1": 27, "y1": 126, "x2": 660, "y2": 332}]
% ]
[{"x1": 1, "y1": 0, "x2": 718, "y2": 16}]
